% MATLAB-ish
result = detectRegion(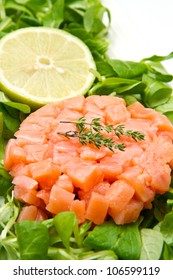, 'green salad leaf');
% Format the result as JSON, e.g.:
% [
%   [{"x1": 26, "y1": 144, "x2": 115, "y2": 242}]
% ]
[
  {"x1": 108, "y1": 59, "x2": 148, "y2": 79},
  {"x1": 53, "y1": 211, "x2": 79, "y2": 249},
  {"x1": 140, "y1": 229, "x2": 163, "y2": 260},
  {"x1": 83, "y1": 220, "x2": 141, "y2": 260},
  {"x1": 162, "y1": 243, "x2": 173, "y2": 260},
  {"x1": 15, "y1": 220, "x2": 49, "y2": 260},
  {"x1": 160, "y1": 211, "x2": 173, "y2": 245}
]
